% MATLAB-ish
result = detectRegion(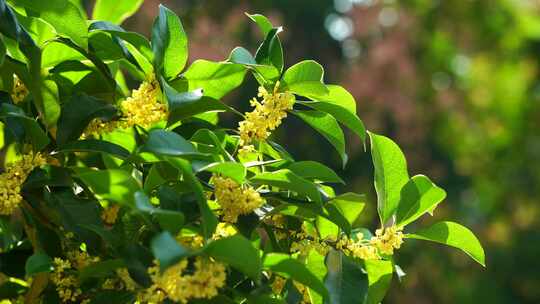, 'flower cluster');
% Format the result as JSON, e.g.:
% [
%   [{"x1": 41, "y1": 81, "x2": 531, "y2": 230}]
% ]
[
  {"x1": 101, "y1": 268, "x2": 138, "y2": 292},
  {"x1": 238, "y1": 82, "x2": 295, "y2": 151},
  {"x1": 120, "y1": 75, "x2": 167, "y2": 128},
  {"x1": 51, "y1": 250, "x2": 99, "y2": 303},
  {"x1": 82, "y1": 75, "x2": 167, "y2": 137},
  {"x1": 336, "y1": 233, "x2": 380, "y2": 260},
  {"x1": 290, "y1": 230, "x2": 331, "y2": 256},
  {"x1": 337, "y1": 226, "x2": 404, "y2": 260},
  {"x1": 143, "y1": 257, "x2": 226, "y2": 303},
  {"x1": 101, "y1": 204, "x2": 120, "y2": 225},
  {"x1": 212, "y1": 175, "x2": 265, "y2": 223},
  {"x1": 0, "y1": 152, "x2": 46, "y2": 215},
  {"x1": 271, "y1": 275, "x2": 311, "y2": 304},
  {"x1": 11, "y1": 75, "x2": 28, "y2": 104},
  {"x1": 370, "y1": 225, "x2": 404, "y2": 255},
  {"x1": 50, "y1": 258, "x2": 82, "y2": 303}
]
